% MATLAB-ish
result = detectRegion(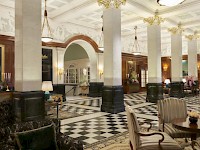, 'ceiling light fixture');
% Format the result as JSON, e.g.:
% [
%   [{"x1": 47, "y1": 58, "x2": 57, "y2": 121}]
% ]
[
  {"x1": 41, "y1": 0, "x2": 53, "y2": 43},
  {"x1": 97, "y1": 0, "x2": 126, "y2": 9},
  {"x1": 98, "y1": 26, "x2": 104, "y2": 51},
  {"x1": 131, "y1": 26, "x2": 141, "y2": 55},
  {"x1": 157, "y1": 0, "x2": 185, "y2": 7}
]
